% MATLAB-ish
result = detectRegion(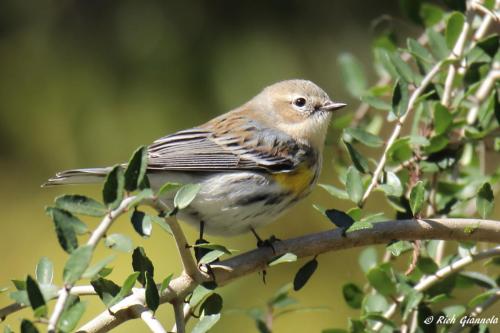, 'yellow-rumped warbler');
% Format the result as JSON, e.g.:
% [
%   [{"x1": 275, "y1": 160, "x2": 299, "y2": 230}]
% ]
[{"x1": 45, "y1": 80, "x2": 346, "y2": 236}]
